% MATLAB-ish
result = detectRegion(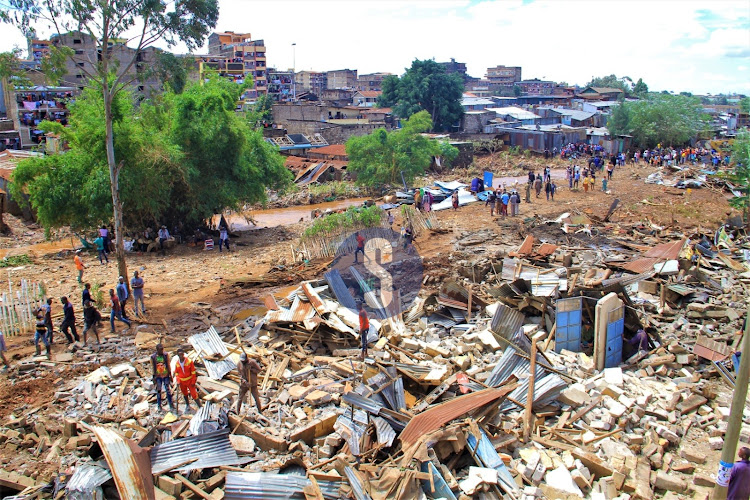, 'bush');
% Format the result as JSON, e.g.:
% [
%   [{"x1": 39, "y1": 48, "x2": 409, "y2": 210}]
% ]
[{"x1": 303, "y1": 205, "x2": 384, "y2": 239}]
